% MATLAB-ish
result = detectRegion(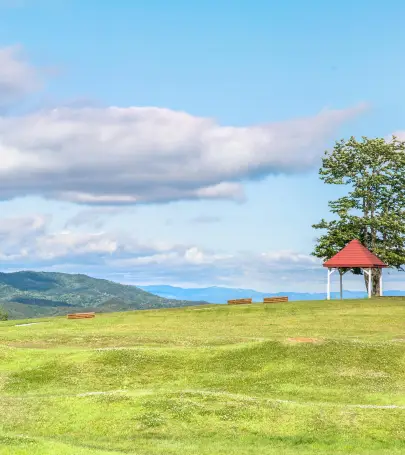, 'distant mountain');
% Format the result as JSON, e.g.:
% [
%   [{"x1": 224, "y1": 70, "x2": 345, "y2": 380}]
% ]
[
  {"x1": 0, "y1": 271, "x2": 207, "y2": 320},
  {"x1": 138, "y1": 284, "x2": 405, "y2": 303}
]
